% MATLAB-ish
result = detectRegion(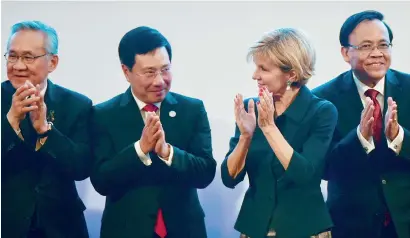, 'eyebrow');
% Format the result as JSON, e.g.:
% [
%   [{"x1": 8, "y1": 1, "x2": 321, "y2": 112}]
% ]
[
  {"x1": 8, "y1": 50, "x2": 36, "y2": 55},
  {"x1": 141, "y1": 64, "x2": 171, "y2": 71},
  {"x1": 359, "y1": 39, "x2": 389, "y2": 44}
]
